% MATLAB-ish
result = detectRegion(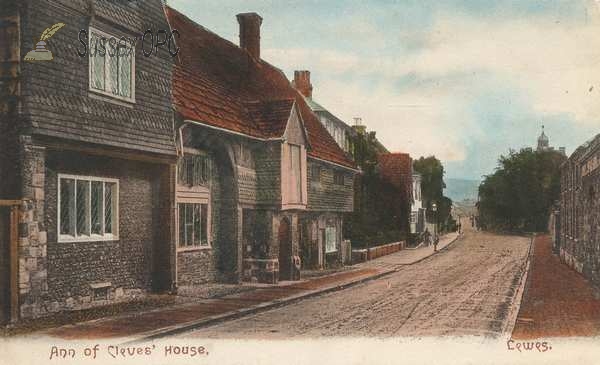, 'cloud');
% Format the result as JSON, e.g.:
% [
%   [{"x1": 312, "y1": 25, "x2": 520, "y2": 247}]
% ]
[
  {"x1": 262, "y1": 4, "x2": 600, "y2": 178},
  {"x1": 170, "y1": 0, "x2": 600, "y2": 178}
]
